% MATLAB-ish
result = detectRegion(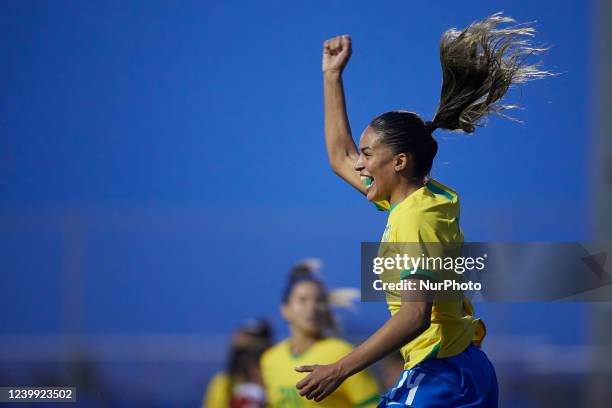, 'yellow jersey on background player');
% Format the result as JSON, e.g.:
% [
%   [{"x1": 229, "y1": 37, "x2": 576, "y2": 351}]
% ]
[
  {"x1": 376, "y1": 179, "x2": 485, "y2": 369},
  {"x1": 202, "y1": 372, "x2": 230, "y2": 408},
  {"x1": 261, "y1": 337, "x2": 379, "y2": 408}
]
